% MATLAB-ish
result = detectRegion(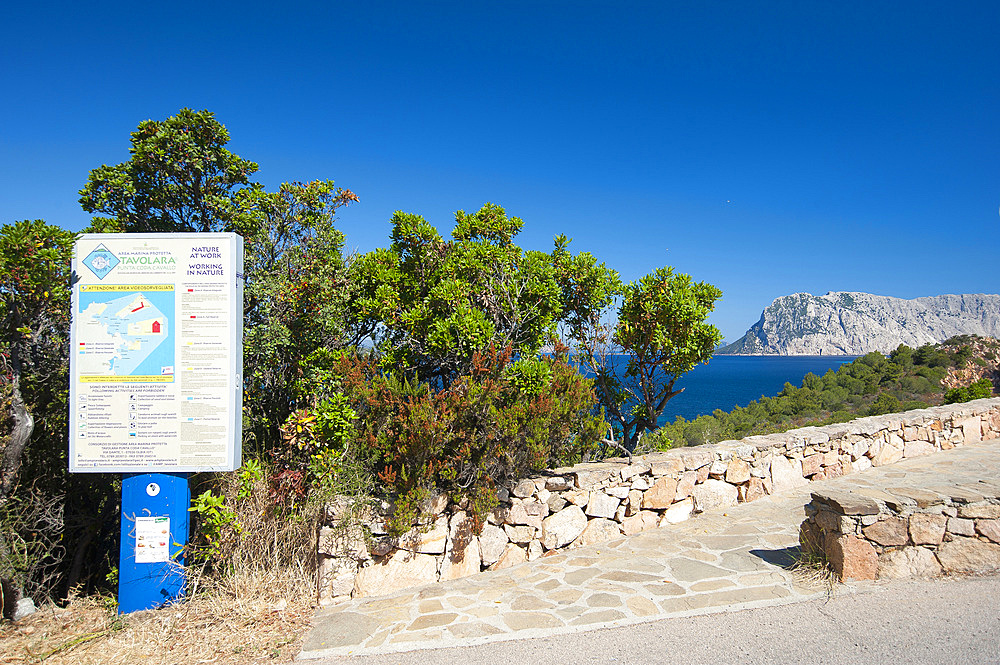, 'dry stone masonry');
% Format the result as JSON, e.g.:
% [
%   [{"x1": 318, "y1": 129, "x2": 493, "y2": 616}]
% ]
[
  {"x1": 802, "y1": 483, "x2": 1000, "y2": 581},
  {"x1": 317, "y1": 398, "x2": 1000, "y2": 604}
]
